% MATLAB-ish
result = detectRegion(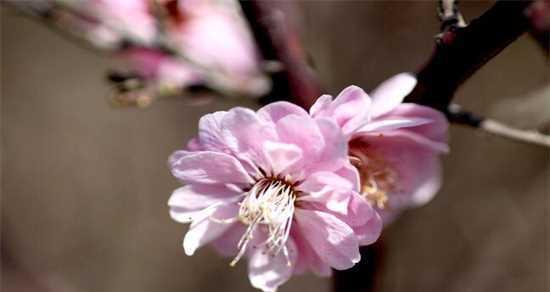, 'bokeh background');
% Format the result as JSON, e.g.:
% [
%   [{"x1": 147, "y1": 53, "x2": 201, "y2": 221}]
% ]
[{"x1": 2, "y1": 1, "x2": 549, "y2": 292}]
